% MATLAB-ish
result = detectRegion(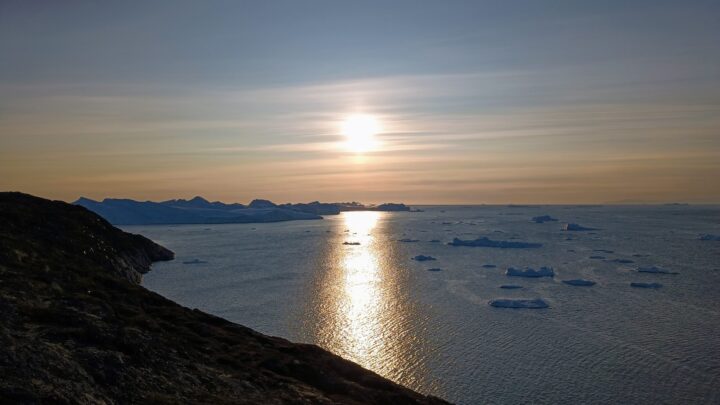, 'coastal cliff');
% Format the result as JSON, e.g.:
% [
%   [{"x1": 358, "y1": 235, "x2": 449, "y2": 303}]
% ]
[{"x1": 0, "y1": 192, "x2": 448, "y2": 404}]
